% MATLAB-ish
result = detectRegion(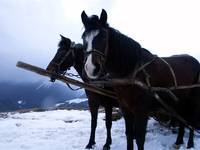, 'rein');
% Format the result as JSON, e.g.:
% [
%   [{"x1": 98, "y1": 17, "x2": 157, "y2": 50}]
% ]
[
  {"x1": 66, "y1": 82, "x2": 82, "y2": 91},
  {"x1": 49, "y1": 42, "x2": 83, "y2": 91},
  {"x1": 65, "y1": 72, "x2": 82, "y2": 91},
  {"x1": 85, "y1": 49, "x2": 105, "y2": 58}
]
